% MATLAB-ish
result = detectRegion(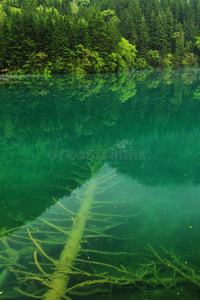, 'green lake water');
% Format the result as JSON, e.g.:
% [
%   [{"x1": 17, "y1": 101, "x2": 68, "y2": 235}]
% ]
[{"x1": 1, "y1": 69, "x2": 200, "y2": 299}]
